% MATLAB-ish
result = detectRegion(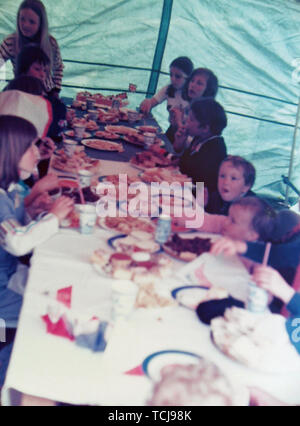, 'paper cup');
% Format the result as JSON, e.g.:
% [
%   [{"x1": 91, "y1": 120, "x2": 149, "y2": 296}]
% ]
[
  {"x1": 88, "y1": 109, "x2": 98, "y2": 121},
  {"x1": 73, "y1": 124, "x2": 86, "y2": 140},
  {"x1": 48, "y1": 187, "x2": 62, "y2": 200},
  {"x1": 111, "y1": 280, "x2": 138, "y2": 322},
  {"x1": 78, "y1": 204, "x2": 97, "y2": 234},
  {"x1": 78, "y1": 169, "x2": 93, "y2": 188},
  {"x1": 144, "y1": 132, "x2": 156, "y2": 147},
  {"x1": 86, "y1": 97, "x2": 95, "y2": 110},
  {"x1": 127, "y1": 109, "x2": 139, "y2": 123},
  {"x1": 63, "y1": 139, "x2": 78, "y2": 156}
]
